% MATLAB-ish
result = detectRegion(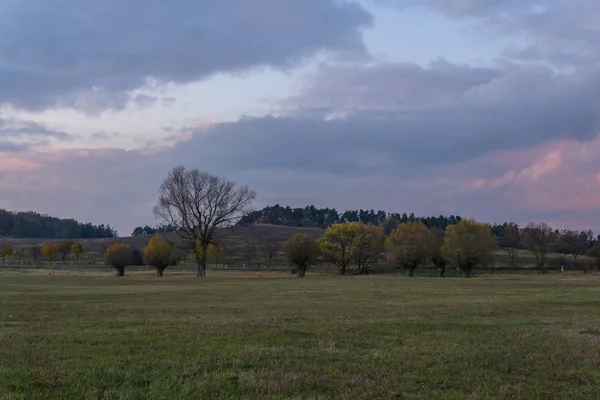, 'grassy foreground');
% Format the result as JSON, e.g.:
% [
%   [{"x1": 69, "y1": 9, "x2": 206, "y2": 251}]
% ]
[{"x1": 1, "y1": 271, "x2": 600, "y2": 399}]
